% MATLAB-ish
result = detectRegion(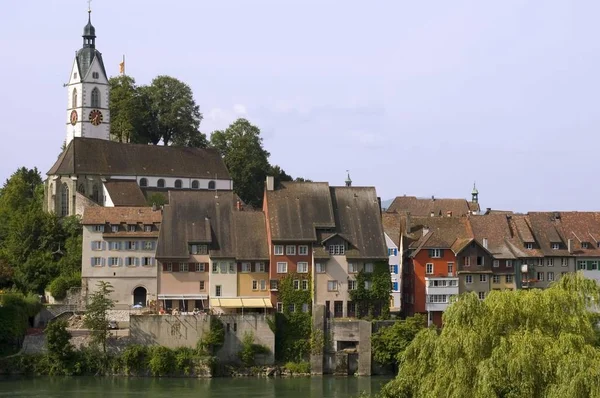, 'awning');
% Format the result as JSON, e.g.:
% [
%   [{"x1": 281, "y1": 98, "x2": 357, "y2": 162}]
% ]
[
  {"x1": 158, "y1": 294, "x2": 208, "y2": 300},
  {"x1": 210, "y1": 297, "x2": 272, "y2": 308}
]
